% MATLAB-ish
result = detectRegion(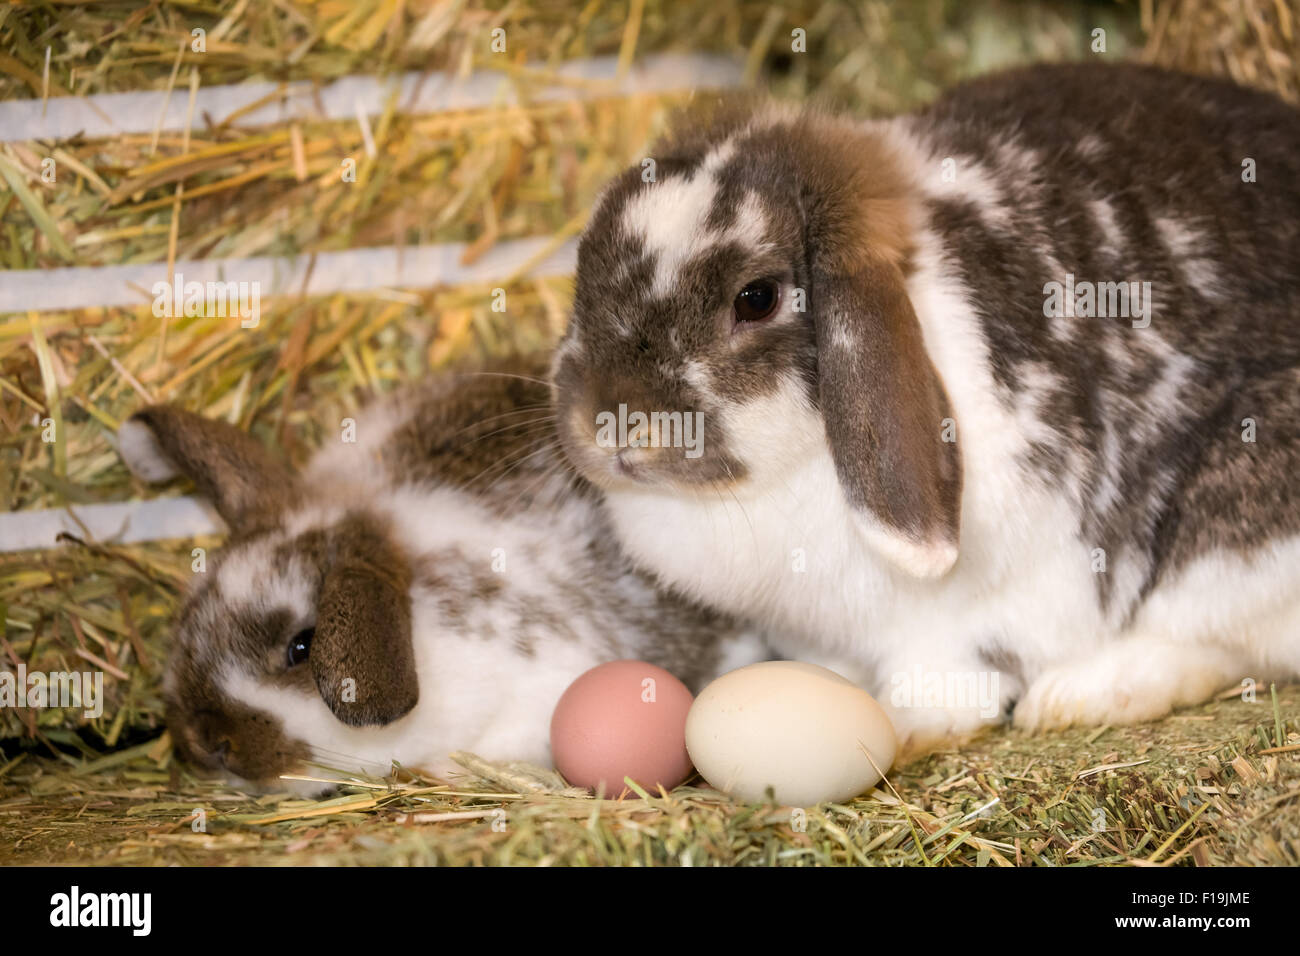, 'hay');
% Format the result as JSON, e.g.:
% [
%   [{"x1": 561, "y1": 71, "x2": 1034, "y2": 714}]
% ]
[
  {"x1": 1141, "y1": 0, "x2": 1300, "y2": 103},
  {"x1": 3, "y1": 686, "x2": 1297, "y2": 865},
  {"x1": 2, "y1": 0, "x2": 1299, "y2": 865}
]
